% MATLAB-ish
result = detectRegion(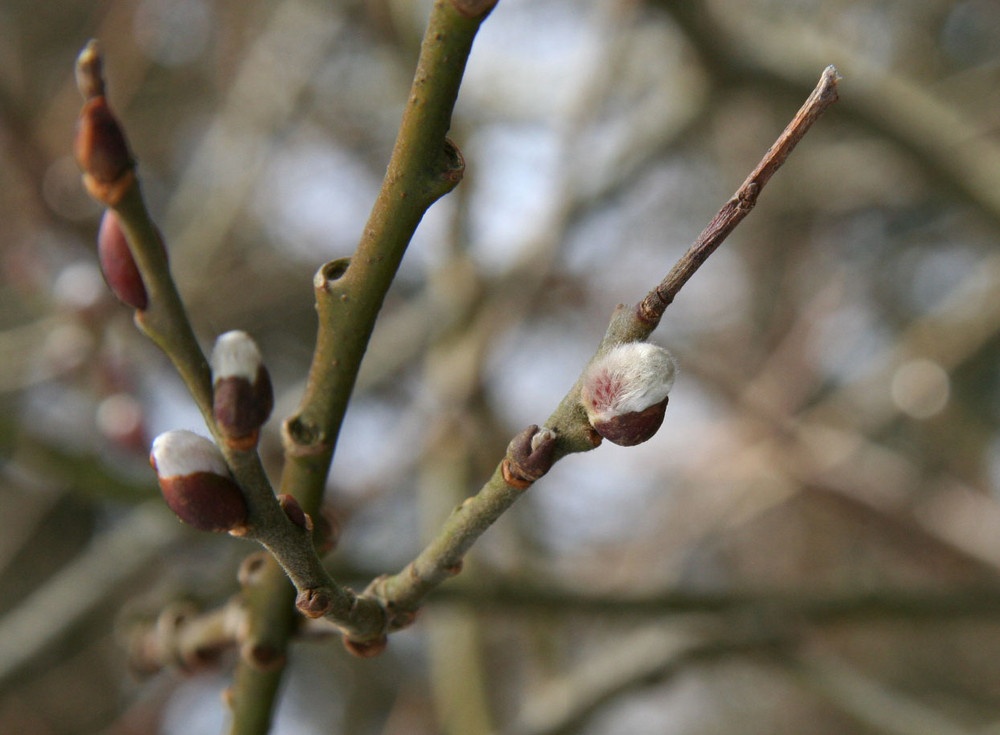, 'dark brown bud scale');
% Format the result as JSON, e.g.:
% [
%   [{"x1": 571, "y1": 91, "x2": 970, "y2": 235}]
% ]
[
  {"x1": 157, "y1": 471, "x2": 248, "y2": 533},
  {"x1": 277, "y1": 494, "x2": 313, "y2": 532},
  {"x1": 213, "y1": 369, "x2": 273, "y2": 443},
  {"x1": 97, "y1": 209, "x2": 147, "y2": 309},
  {"x1": 502, "y1": 425, "x2": 557, "y2": 489},
  {"x1": 75, "y1": 96, "x2": 133, "y2": 185},
  {"x1": 210, "y1": 331, "x2": 274, "y2": 449},
  {"x1": 342, "y1": 635, "x2": 388, "y2": 658},
  {"x1": 591, "y1": 396, "x2": 669, "y2": 447},
  {"x1": 295, "y1": 588, "x2": 332, "y2": 619},
  {"x1": 241, "y1": 641, "x2": 286, "y2": 672}
]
